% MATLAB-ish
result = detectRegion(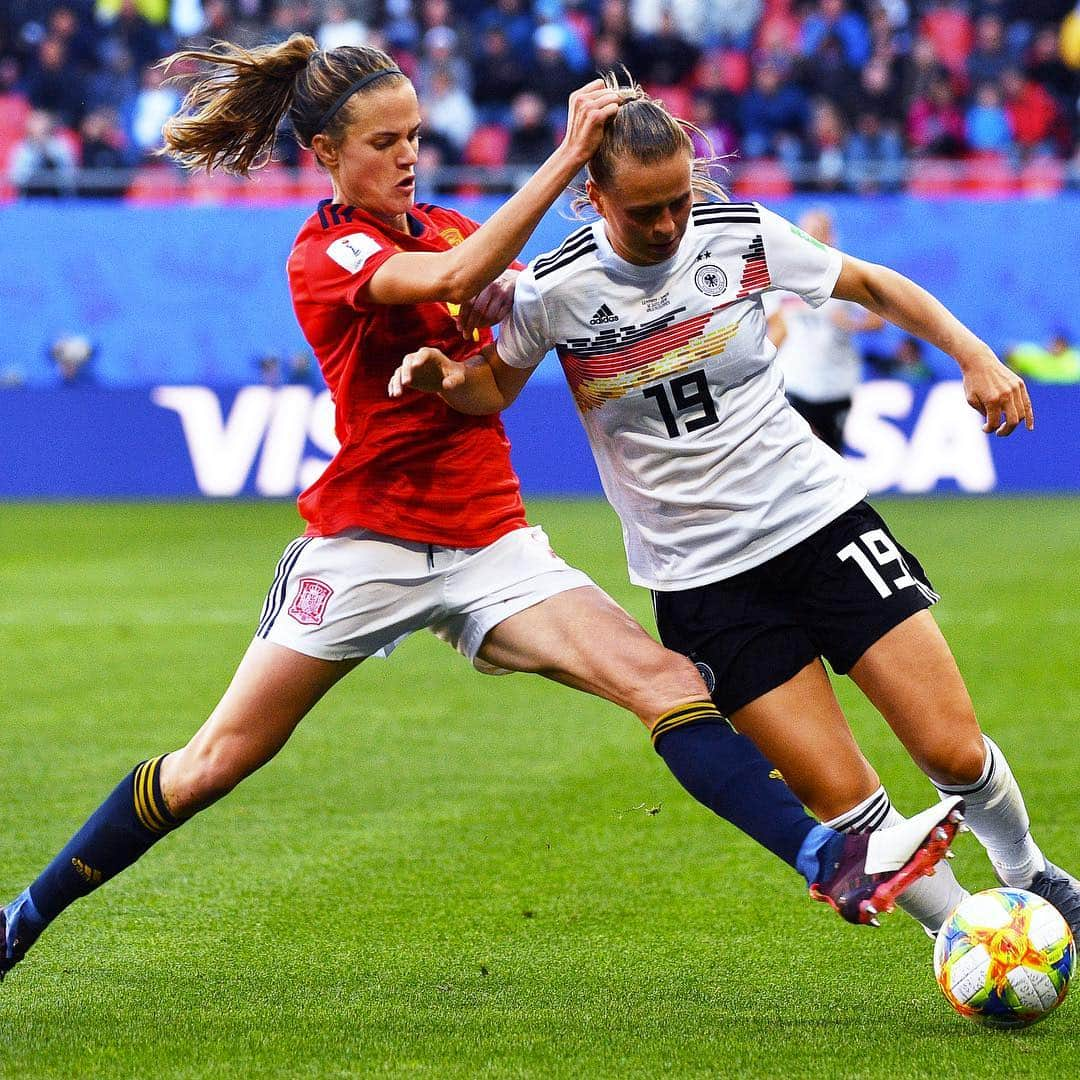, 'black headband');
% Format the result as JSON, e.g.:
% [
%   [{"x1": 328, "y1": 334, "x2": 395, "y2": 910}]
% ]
[{"x1": 314, "y1": 68, "x2": 405, "y2": 133}]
